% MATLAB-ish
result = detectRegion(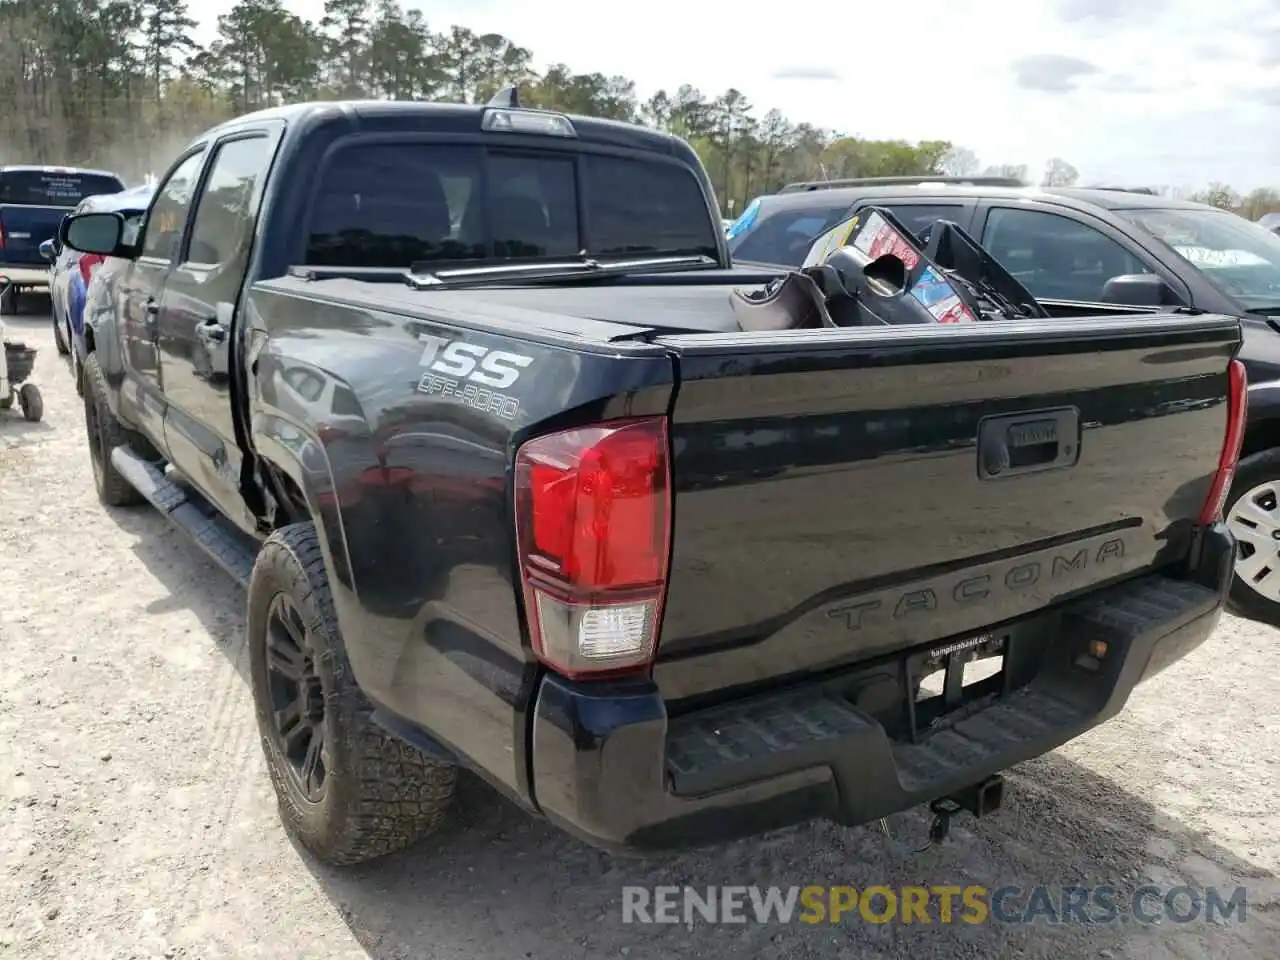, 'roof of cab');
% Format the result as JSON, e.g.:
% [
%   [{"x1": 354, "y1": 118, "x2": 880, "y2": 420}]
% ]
[
  {"x1": 0, "y1": 164, "x2": 124, "y2": 180},
  {"x1": 757, "y1": 182, "x2": 1219, "y2": 214},
  {"x1": 198, "y1": 99, "x2": 691, "y2": 157}
]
